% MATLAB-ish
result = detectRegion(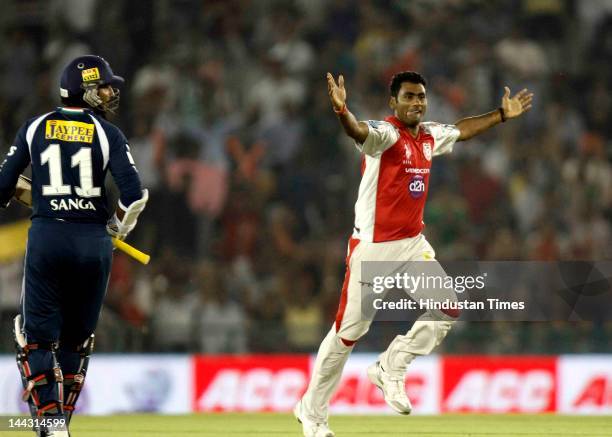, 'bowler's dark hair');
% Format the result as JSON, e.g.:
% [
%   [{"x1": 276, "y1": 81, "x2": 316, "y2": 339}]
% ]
[{"x1": 389, "y1": 71, "x2": 427, "y2": 97}]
